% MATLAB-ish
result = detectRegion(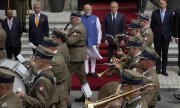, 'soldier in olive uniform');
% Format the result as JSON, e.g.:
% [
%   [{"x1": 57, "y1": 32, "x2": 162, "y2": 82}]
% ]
[
  {"x1": 0, "y1": 68, "x2": 23, "y2": 108},
  {"x1": 16, "y1": 45, "x2": 66, "y2": 108},
  {"x1": 0, "y1": 18, "x2": 7, "y2": 59},
  {"x1": 137, "y1": 47, "x2": 160, "y2": 108},
  {"x1": 65, "y1": 12, "x2": 88, "y2": 102},
  {"x1": 115, "y1": 36, "x2": 145, "y2": 70},
  {"x1": 128, "y1": 19, "x2": 144, "y2": 41},
  {"x1": 120, "y1": 69, "x2": 148, "y2": 108},
  {"x1": 51, "y1": 27, "x2": 71, "y2": 92},
  {"x1": 42, "y1": 38, "x2": 71, "y2": 108},
  {"x1": 138, "y1": 14, "x2": 154, "y2": 47}
]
